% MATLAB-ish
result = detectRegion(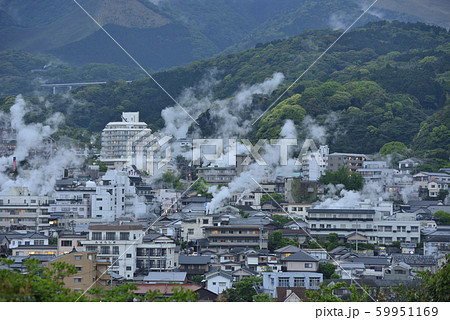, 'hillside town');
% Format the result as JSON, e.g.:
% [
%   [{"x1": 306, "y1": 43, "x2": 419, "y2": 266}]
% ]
[{"x1": 1, "y1": 112, "x2": 448, "y2": 302}]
